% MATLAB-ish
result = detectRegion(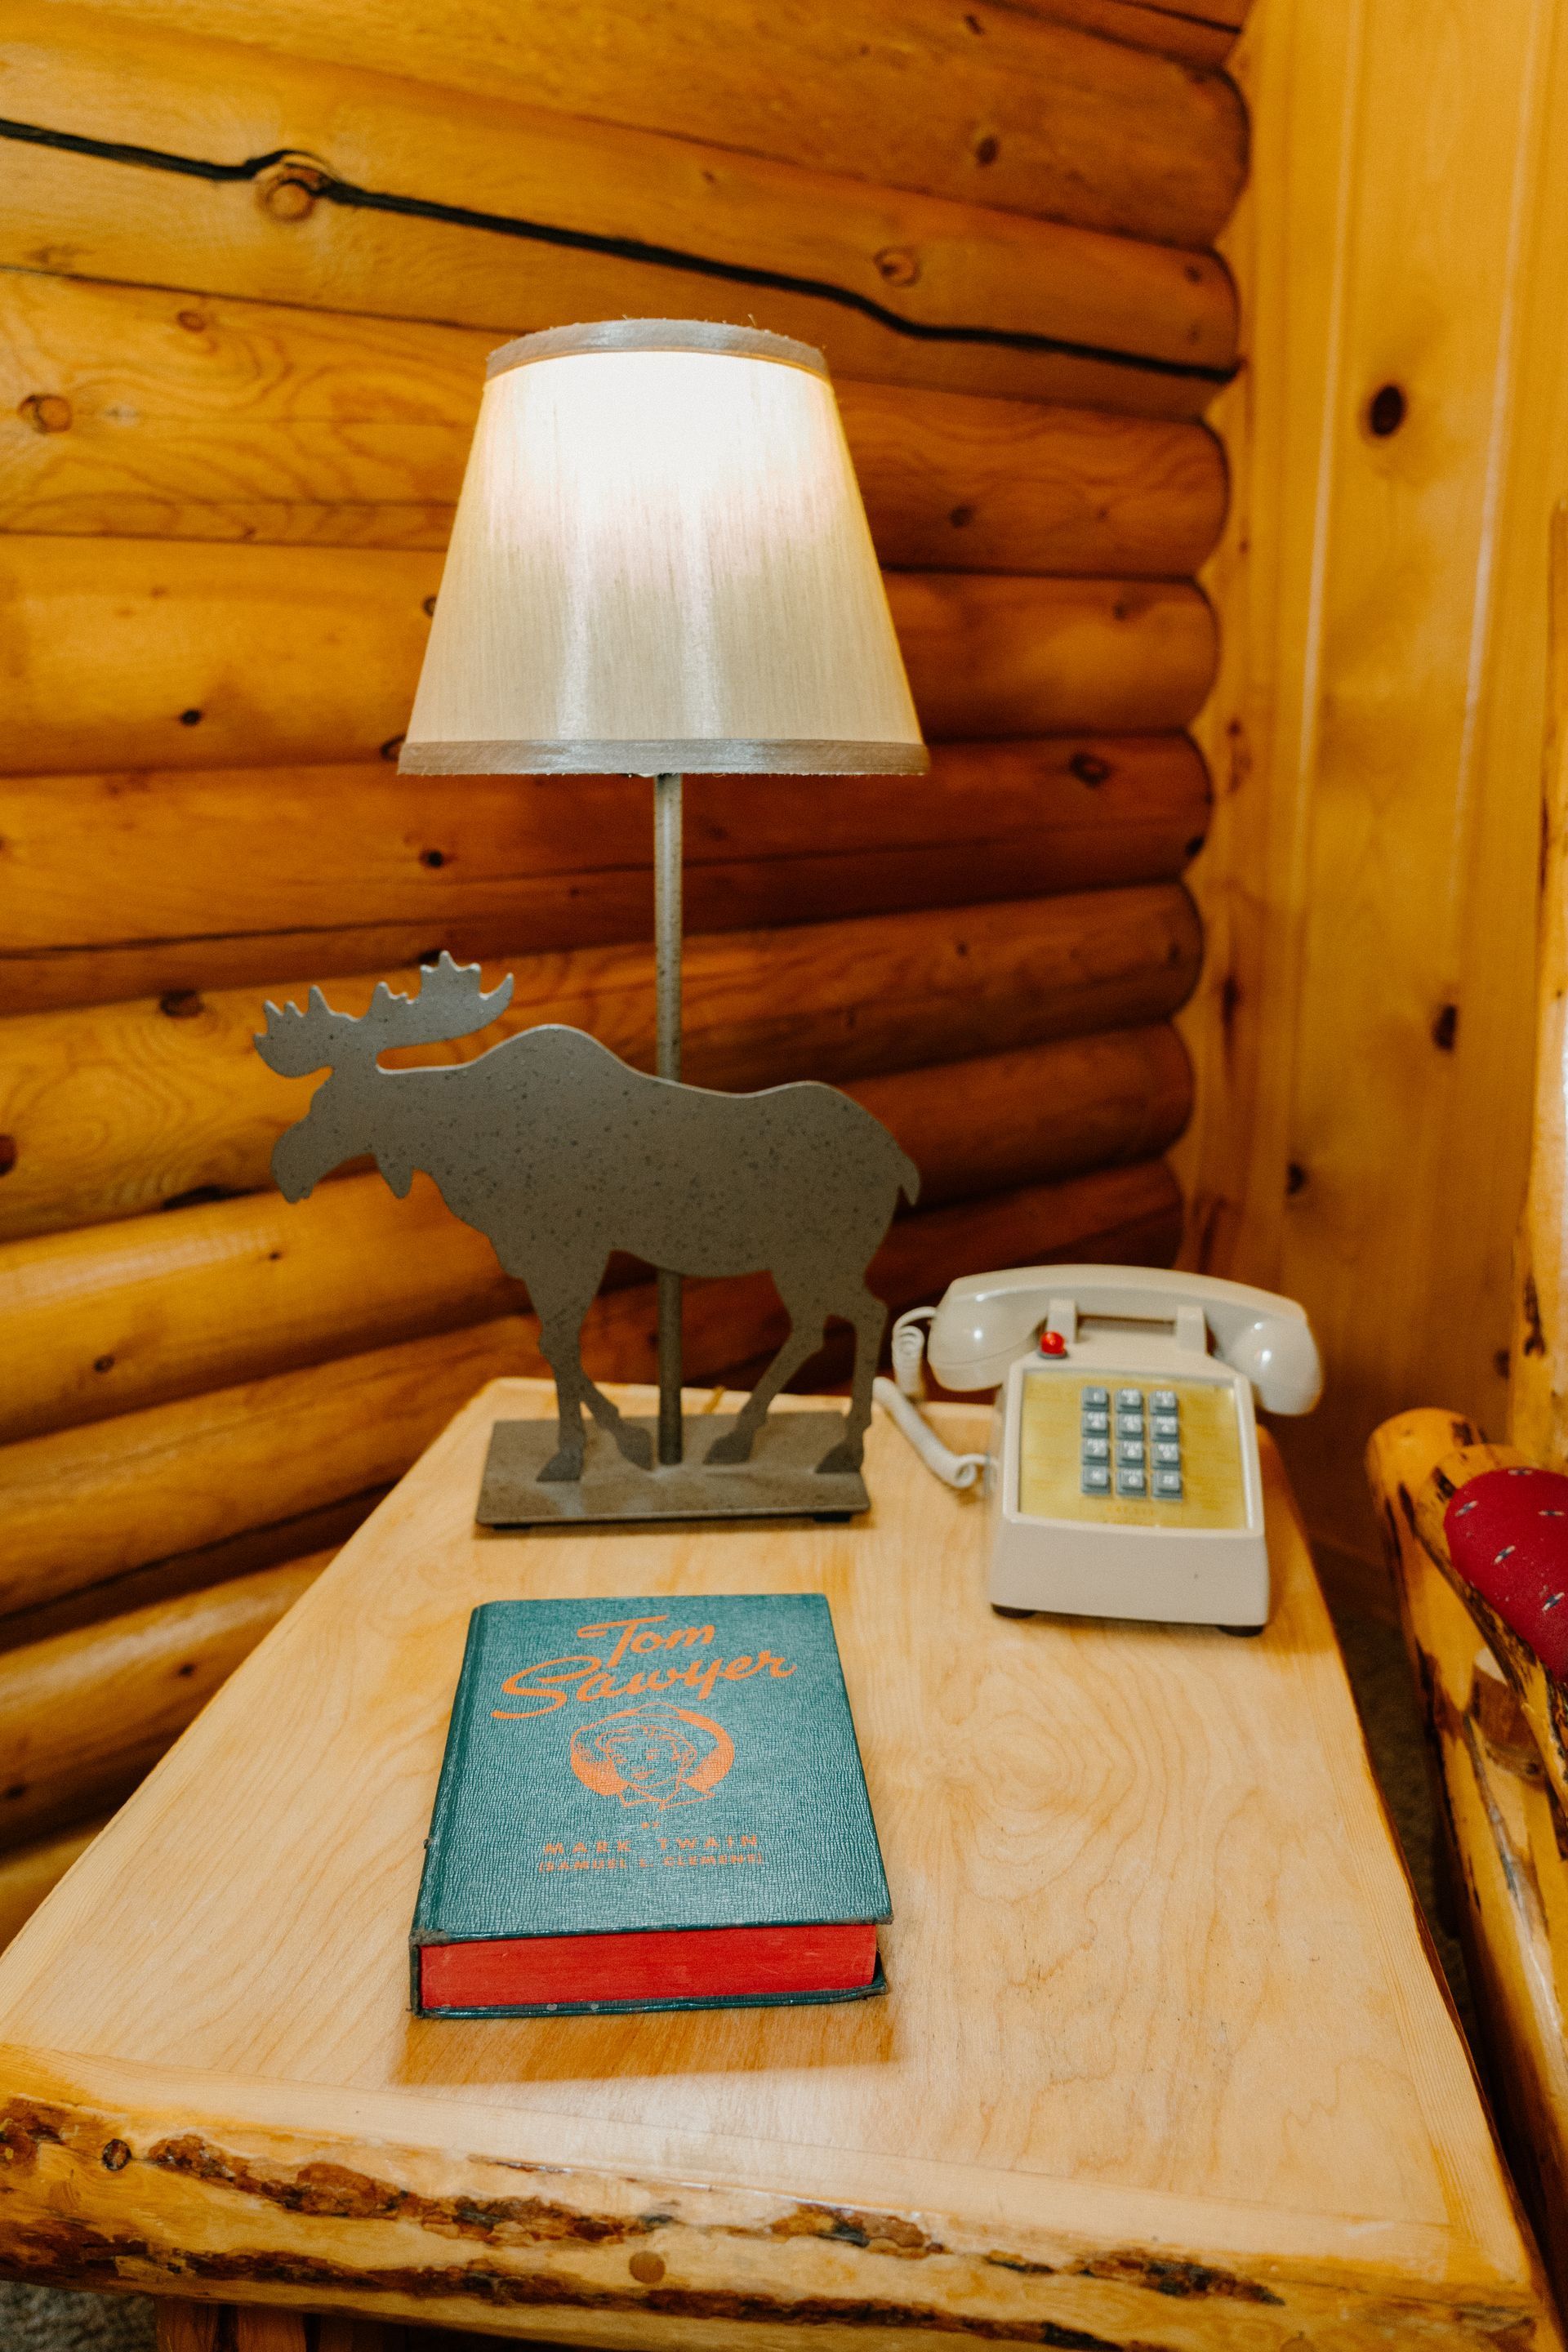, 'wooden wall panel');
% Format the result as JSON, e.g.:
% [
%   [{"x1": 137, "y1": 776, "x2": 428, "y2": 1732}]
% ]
[
  {"x1": 26, "y1": 0, "x2": 1247, "y2": 245},
  {"x1": 0, "y1": 892, "x2": 1201, "y2": 1241},
  {"x1": 0, "y1": 271, "x2": 1228, "y2": 572},
  {"x1": 0, "y1": 11, "x2": 1236, "y2": 417},
  {"x1": 1178, "y1": 0, "x2": 1568, "y2": 1576},
  {"x1": 0, "y1": 739, "x2": 1211, "y2": 1014},
  {"x1": 0, "y1": 538, "x2": 1217, "y2": 776},
  {"x1": 1009, "y1": 2, "x2": 1248, "y2": 68},
  {"x1": 0, "y1": 1027, "x2": 1192, "y2": 1441}
]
